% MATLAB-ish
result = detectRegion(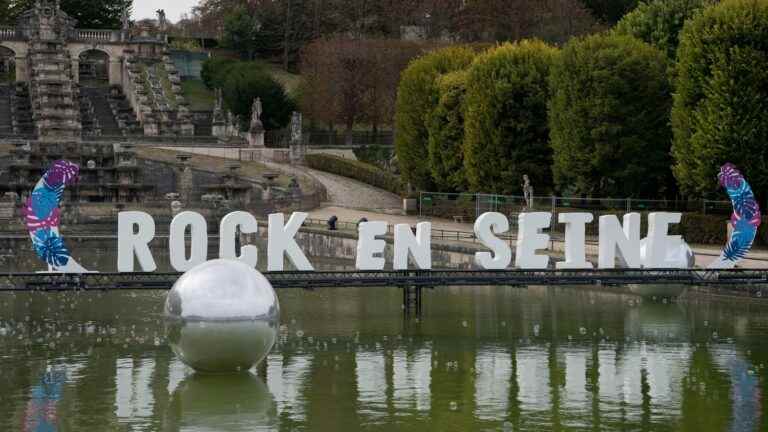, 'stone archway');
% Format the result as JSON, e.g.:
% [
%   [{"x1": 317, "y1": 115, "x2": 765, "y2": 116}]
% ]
[
  {"x1": 78, "y1": 48, "x2": 110, "y2": 86},
  {"x1": 0, "y1": 46, "x2": 15, "y2": 83},
  {"x1": 0, "y1": 41, "x2": 27, "y2": 82},
  {"x1": 69, "y1": 44, "x2": 125, "y2": 86}
]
